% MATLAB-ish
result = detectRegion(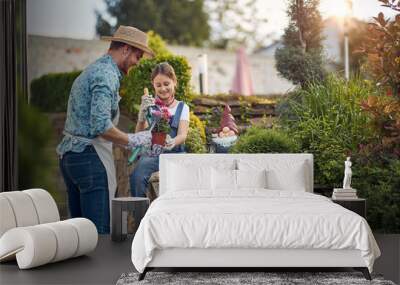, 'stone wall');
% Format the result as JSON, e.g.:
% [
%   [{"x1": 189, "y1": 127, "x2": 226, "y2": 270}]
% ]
[{"x1": 192, "y1": 96, "x2": 277, "y2": 132}]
